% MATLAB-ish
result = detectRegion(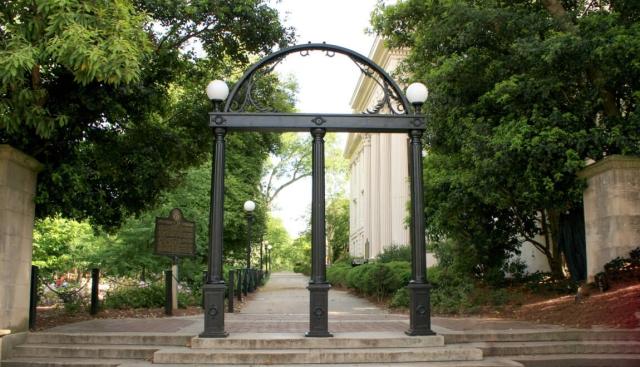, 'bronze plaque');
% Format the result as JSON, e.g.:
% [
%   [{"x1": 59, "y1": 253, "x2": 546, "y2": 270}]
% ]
[{"x1": 154, "y1": 208, "x2": 196, "y2": 257}]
